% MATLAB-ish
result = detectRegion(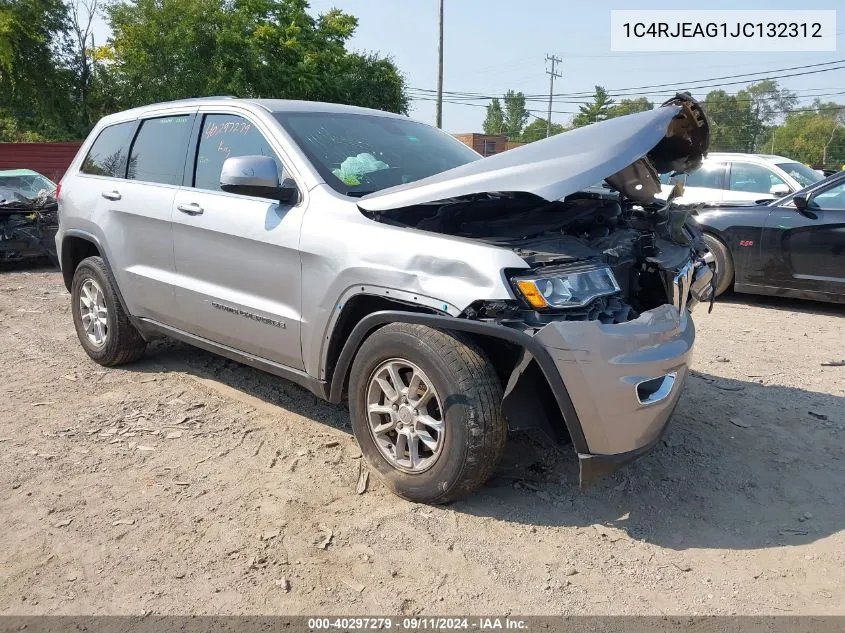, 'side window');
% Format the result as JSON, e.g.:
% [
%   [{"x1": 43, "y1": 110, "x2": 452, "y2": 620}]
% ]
[
  {"x1": 729, "y1": 163, "x2": 786, "y2": 194},
  {"x1": 80, "y1": 122, "x2": 135, "y2": 178},
  {"x1": 193, "y1": 114, "x2": 287, "y2": 193},
  {"x1": 685, "y1": 163, "x2": 724, "y2": 188},
  {"x1": 127, "y1": 116, "x2": 193, "y2": 185},
  {"x1": 809, "y1": 181, "x2": 845, "y2": 210}
]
